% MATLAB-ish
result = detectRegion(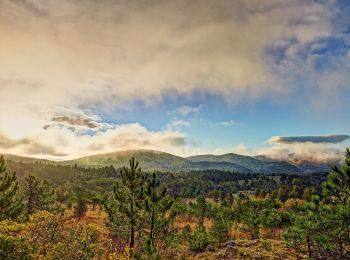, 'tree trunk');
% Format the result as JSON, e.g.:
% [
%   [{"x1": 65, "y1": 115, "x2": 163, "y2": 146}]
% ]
[
  {"x1": 130, "y1": 199, "x2": 135, "y2": 252},
  {"x1": 150, "y1": 206, "x2": 155, "y2": 247},
  {"x1": 130, "y1": 224, "x2": 135, "y2": 249},
  {"x1": 27, "y1": 175, "x2": 32, "y2": 218},
  {"x1": 307, "y1": 234, "x2": 312, "y2": 259}
]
